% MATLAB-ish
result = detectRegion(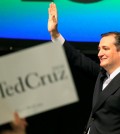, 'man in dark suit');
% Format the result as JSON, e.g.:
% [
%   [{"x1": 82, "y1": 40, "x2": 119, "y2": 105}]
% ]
[{"x1": 48, "y1": 2, "x2": 120, "y2": 134}]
